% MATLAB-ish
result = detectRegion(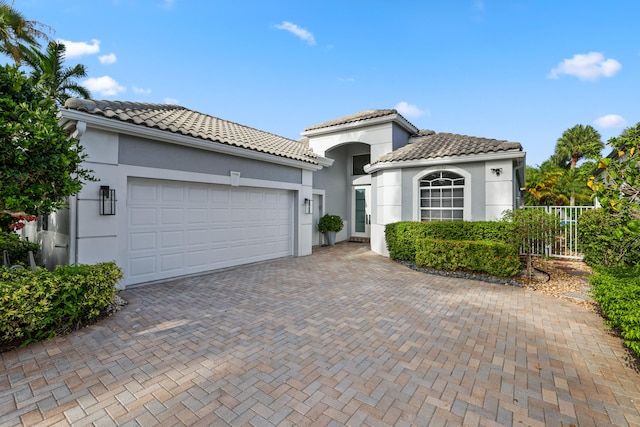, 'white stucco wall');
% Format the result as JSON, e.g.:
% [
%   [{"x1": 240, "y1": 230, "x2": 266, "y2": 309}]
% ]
[{"x1": 485, "y1": 159, "x2": 514, "y2": 220}]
